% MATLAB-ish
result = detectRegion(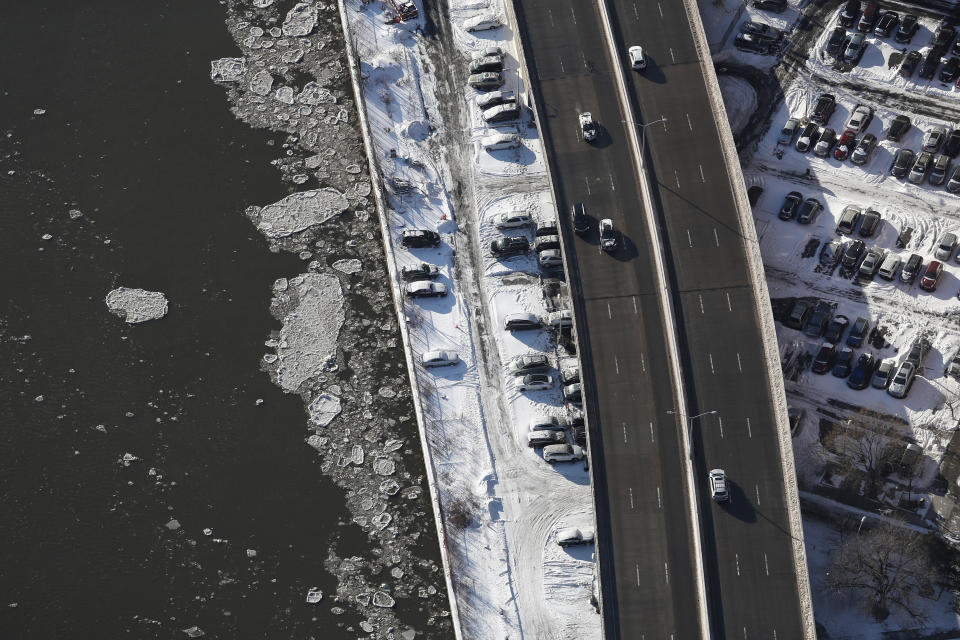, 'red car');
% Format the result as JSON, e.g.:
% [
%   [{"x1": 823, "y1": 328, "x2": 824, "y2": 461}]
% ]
[
  {"x1": 812, "y1": 343, "x2": 837, "y2": 374},
  {"x1": 834, "y1": 131, "x2": 856, "y2": 160},
  {"x1": 920, "y1": 260, "x2": 944, "y2": 291}
]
